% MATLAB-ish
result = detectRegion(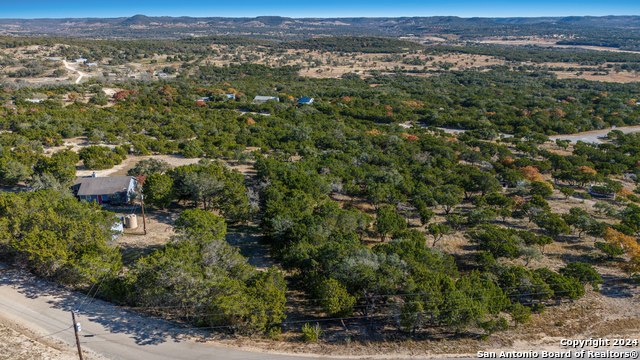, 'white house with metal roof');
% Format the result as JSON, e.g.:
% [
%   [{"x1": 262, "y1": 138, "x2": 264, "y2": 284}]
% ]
[{"x1": 253, "y1": 96, "x2": 279, "y2": 104}]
